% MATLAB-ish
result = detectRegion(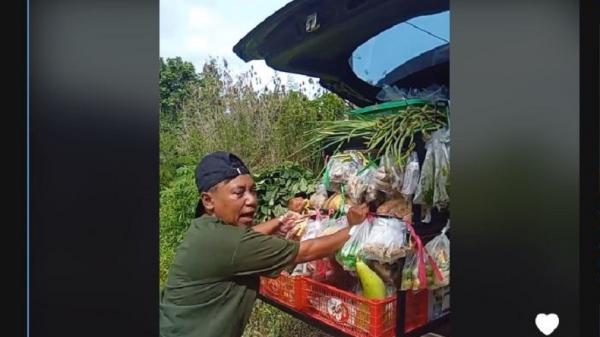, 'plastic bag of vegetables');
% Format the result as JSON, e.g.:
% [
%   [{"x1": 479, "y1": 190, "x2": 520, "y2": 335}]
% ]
[
  {"x1": 364, "y1": 168, "x2": 380, "y2": 204},
  {"x1": 413, "y1": 140, "x2": 434, "y2": 222},
  {"x1": 413, "y1": 128, "x2": 450, "y2": 218},
  {"x1": 400, "y1": 223, "x2": 445, "y2": 290},
  {"x1": 335, "y1": 217, "x2": 372, "y2": 271},
  {"x1": 400, "y1": 249, "x2": 417, "y2": 290},
  {"x1": 290, "y1": 216, "x2": 324, "y2": 276},
  {"x1": 432, "y1": 128, "x2": 450, "y2": 210},
  {"x1": 323, "y1": 151, "x2": 367, "y2": 192},
  {"x1": 372, "y1": 156, "x2": 396, "y2": 195},
  {"x1": 303, "y1": 213, "x2": 350, "y2": 280},
  {"x1": 401, "y1": 151, "x2": 420, "y2": 198},
  {"x1": 347, "y1": 162, "x2": 377, "y2": 205},
  {"x1": 309, "y1": 183, "x2": 329, "y2": 210},
  {"x1": 389, "y1": 164, "x2": 405, "y2": 194},
  {"x1": 290, "y1": 215, "x2": 334, "y2": 279},
  {"x1": 319, "y1": 215, "x2": 349, "y2": 236},
  {"x1": 424, "y1": 225, "x2": 450, "y2": 289},
  {"x1": 361, "y1": 216, "x2": 409, "y2": 263}
]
